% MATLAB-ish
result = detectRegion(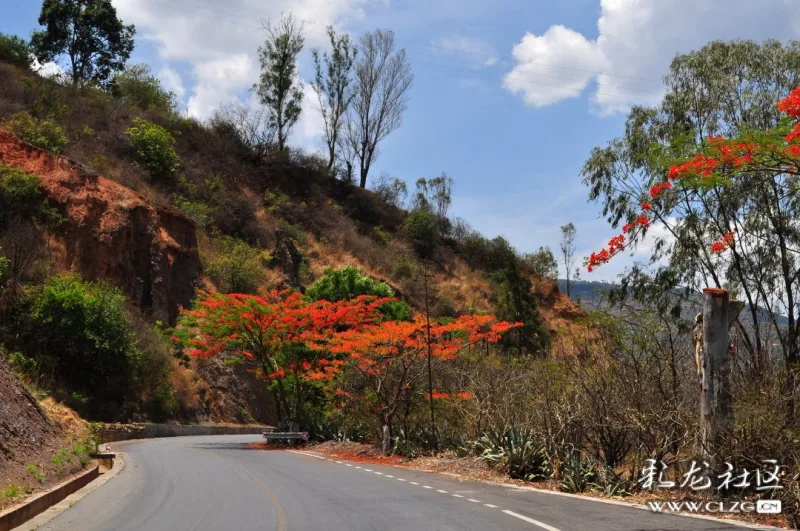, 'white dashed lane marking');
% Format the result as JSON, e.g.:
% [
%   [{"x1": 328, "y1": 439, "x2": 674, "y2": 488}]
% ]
[
  {"x1": 502, "y1": 510, "x2": 562, "y2": 531},
  {"x1": 296, "y1": 451, "x2": 563, "y2": 531}
]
